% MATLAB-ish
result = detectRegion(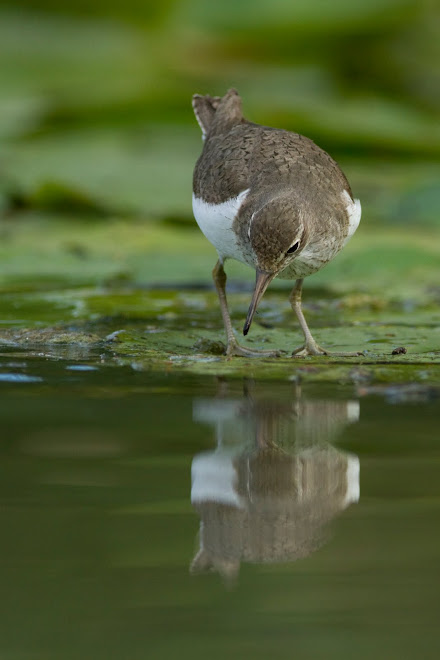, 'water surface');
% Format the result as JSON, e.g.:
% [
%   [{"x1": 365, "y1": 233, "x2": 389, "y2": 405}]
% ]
[{"x1": 0, "y1": 352, "x2": 439, "y2": 660}]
